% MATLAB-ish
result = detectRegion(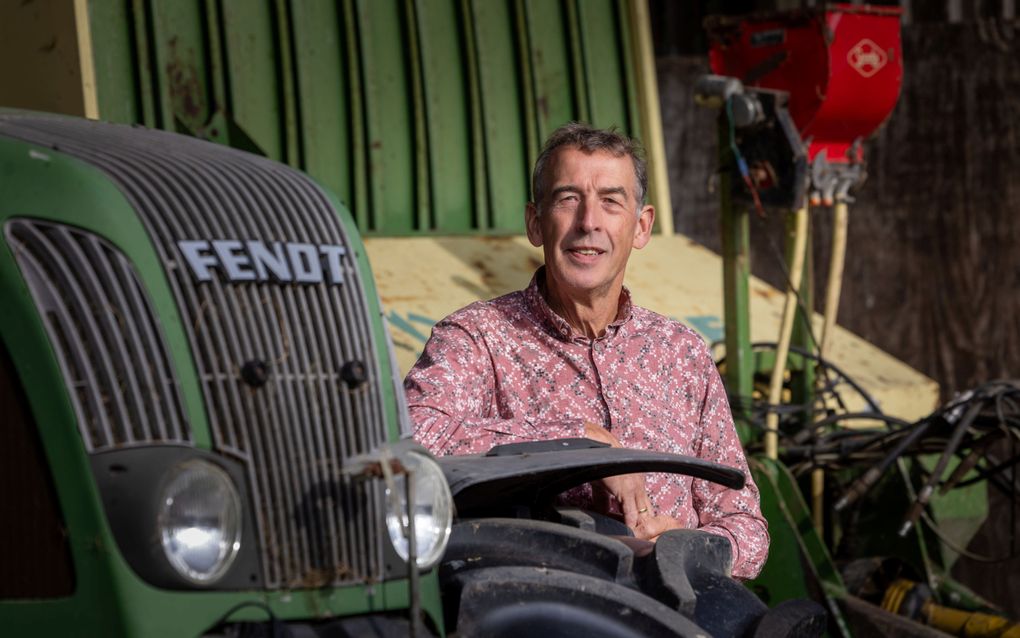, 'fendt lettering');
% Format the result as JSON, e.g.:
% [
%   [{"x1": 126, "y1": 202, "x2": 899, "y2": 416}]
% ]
[{"x1": 177, "y1": 239, "x2": 347, "y2": 285}]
